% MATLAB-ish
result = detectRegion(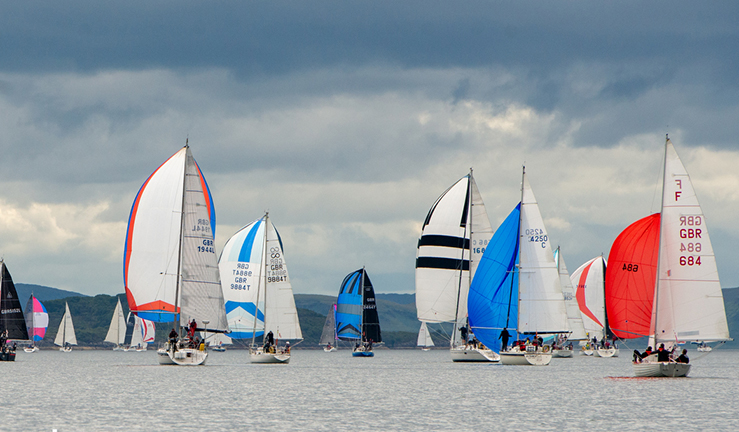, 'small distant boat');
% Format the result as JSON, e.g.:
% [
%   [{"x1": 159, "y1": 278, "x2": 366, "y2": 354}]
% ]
[
  {"x1": 54, "y1": 302, "x2": 77, "y2": 352},
  {"x1": 24, "y1": 294, "x2": 48, "y2": 353},
  {"x1": 416, "y1": 170, "x2": 498, "y2": 363},
  {"x1": 606, "y1": 136, "x2": 731, "y2": 377},
  {"x1": 319, "y1": 304, "x2": 338, "y2": 352},
  {"x1": 335, "y1": 268, "x2": 382, "y2": 358},
  {"x1": 127, "y1": 314, "x2": 155, "y2": 352},
  {"x1": 105, "y1": 298, "x2": 127, "y2": 350},
  {"x1": 468, "y1": 167, "x2": 569, "y2": 366},
  {"x1": 0, "y1": 260, "x2": 29, "y2": 361},
  {"x1": 417, "y1": 322, "x2": 434, "y2": 351},
  {"x1": 696, "y1": 342, "x2": 712, "y2": 352}
]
